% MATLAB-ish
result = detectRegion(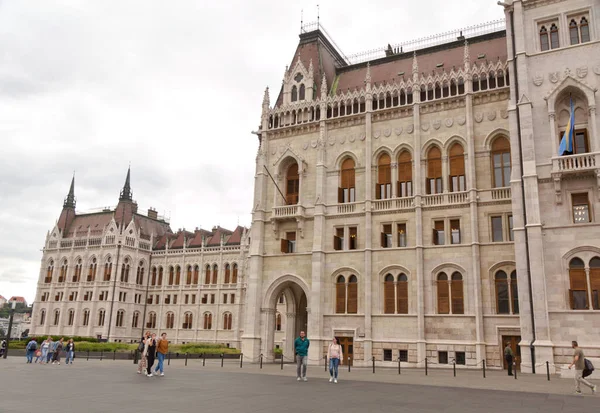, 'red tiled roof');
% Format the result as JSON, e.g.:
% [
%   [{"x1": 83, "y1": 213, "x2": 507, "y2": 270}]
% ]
[
  {"x1": 64, "y1": 213, "x2": 113, "y2": 238},
  {"x1": 226, "y1": 226, "x2": 245, "y2": 245},
  {"x1": 206, "y1": 226, "x2": 232, "y2": 246},
  {"x1": 9, "y1": 296, "x2": 26, "y2": 302},
  {"x1": 187, "y1": 228, "x2": 213, "y2": 248}
]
